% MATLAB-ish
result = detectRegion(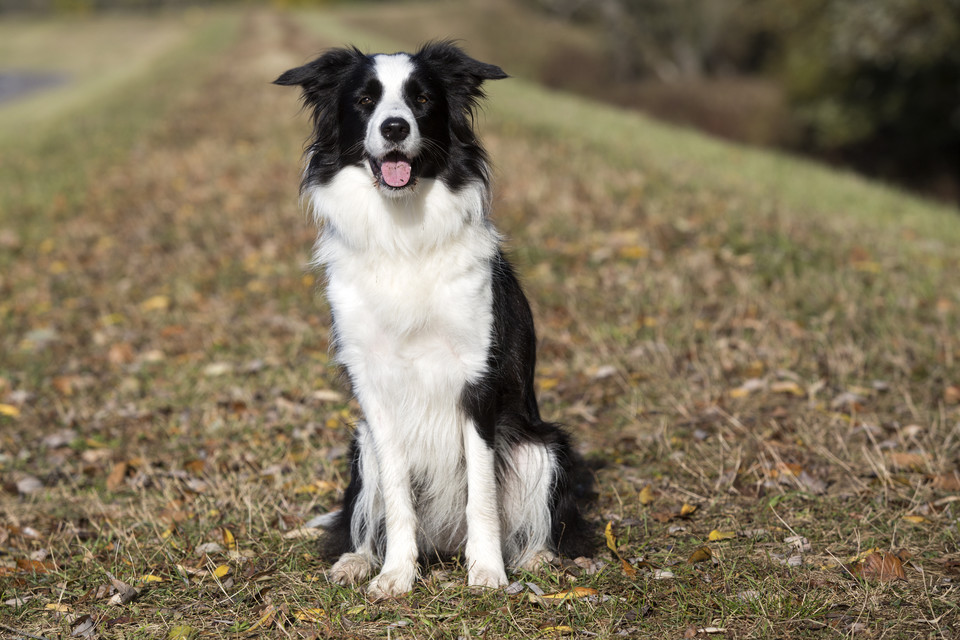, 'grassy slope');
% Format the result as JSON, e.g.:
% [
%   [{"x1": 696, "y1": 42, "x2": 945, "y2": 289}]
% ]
[{"x1": 1, "y1": 6, "x2": 959, "y2": 639}]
